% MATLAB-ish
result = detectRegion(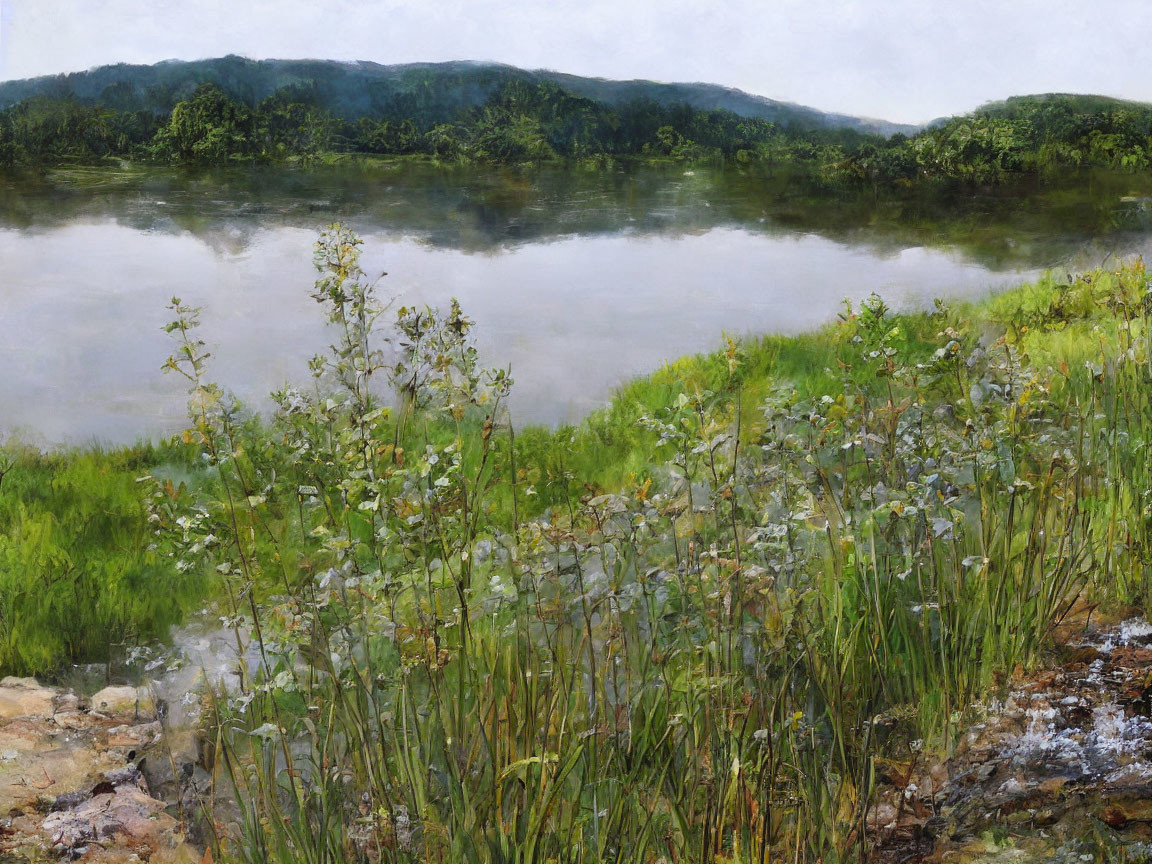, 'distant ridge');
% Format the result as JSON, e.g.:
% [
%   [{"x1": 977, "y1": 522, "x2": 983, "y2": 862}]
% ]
[
  {"x1": 973, "y1": 92, "x2": 1152, "y2": 116},
  {"x1": 918, "y1": 92, "x2": 1152, "y2": 130},
  {"x1": 0, "y1": 55, "x2": 920, "y2": 136}
]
